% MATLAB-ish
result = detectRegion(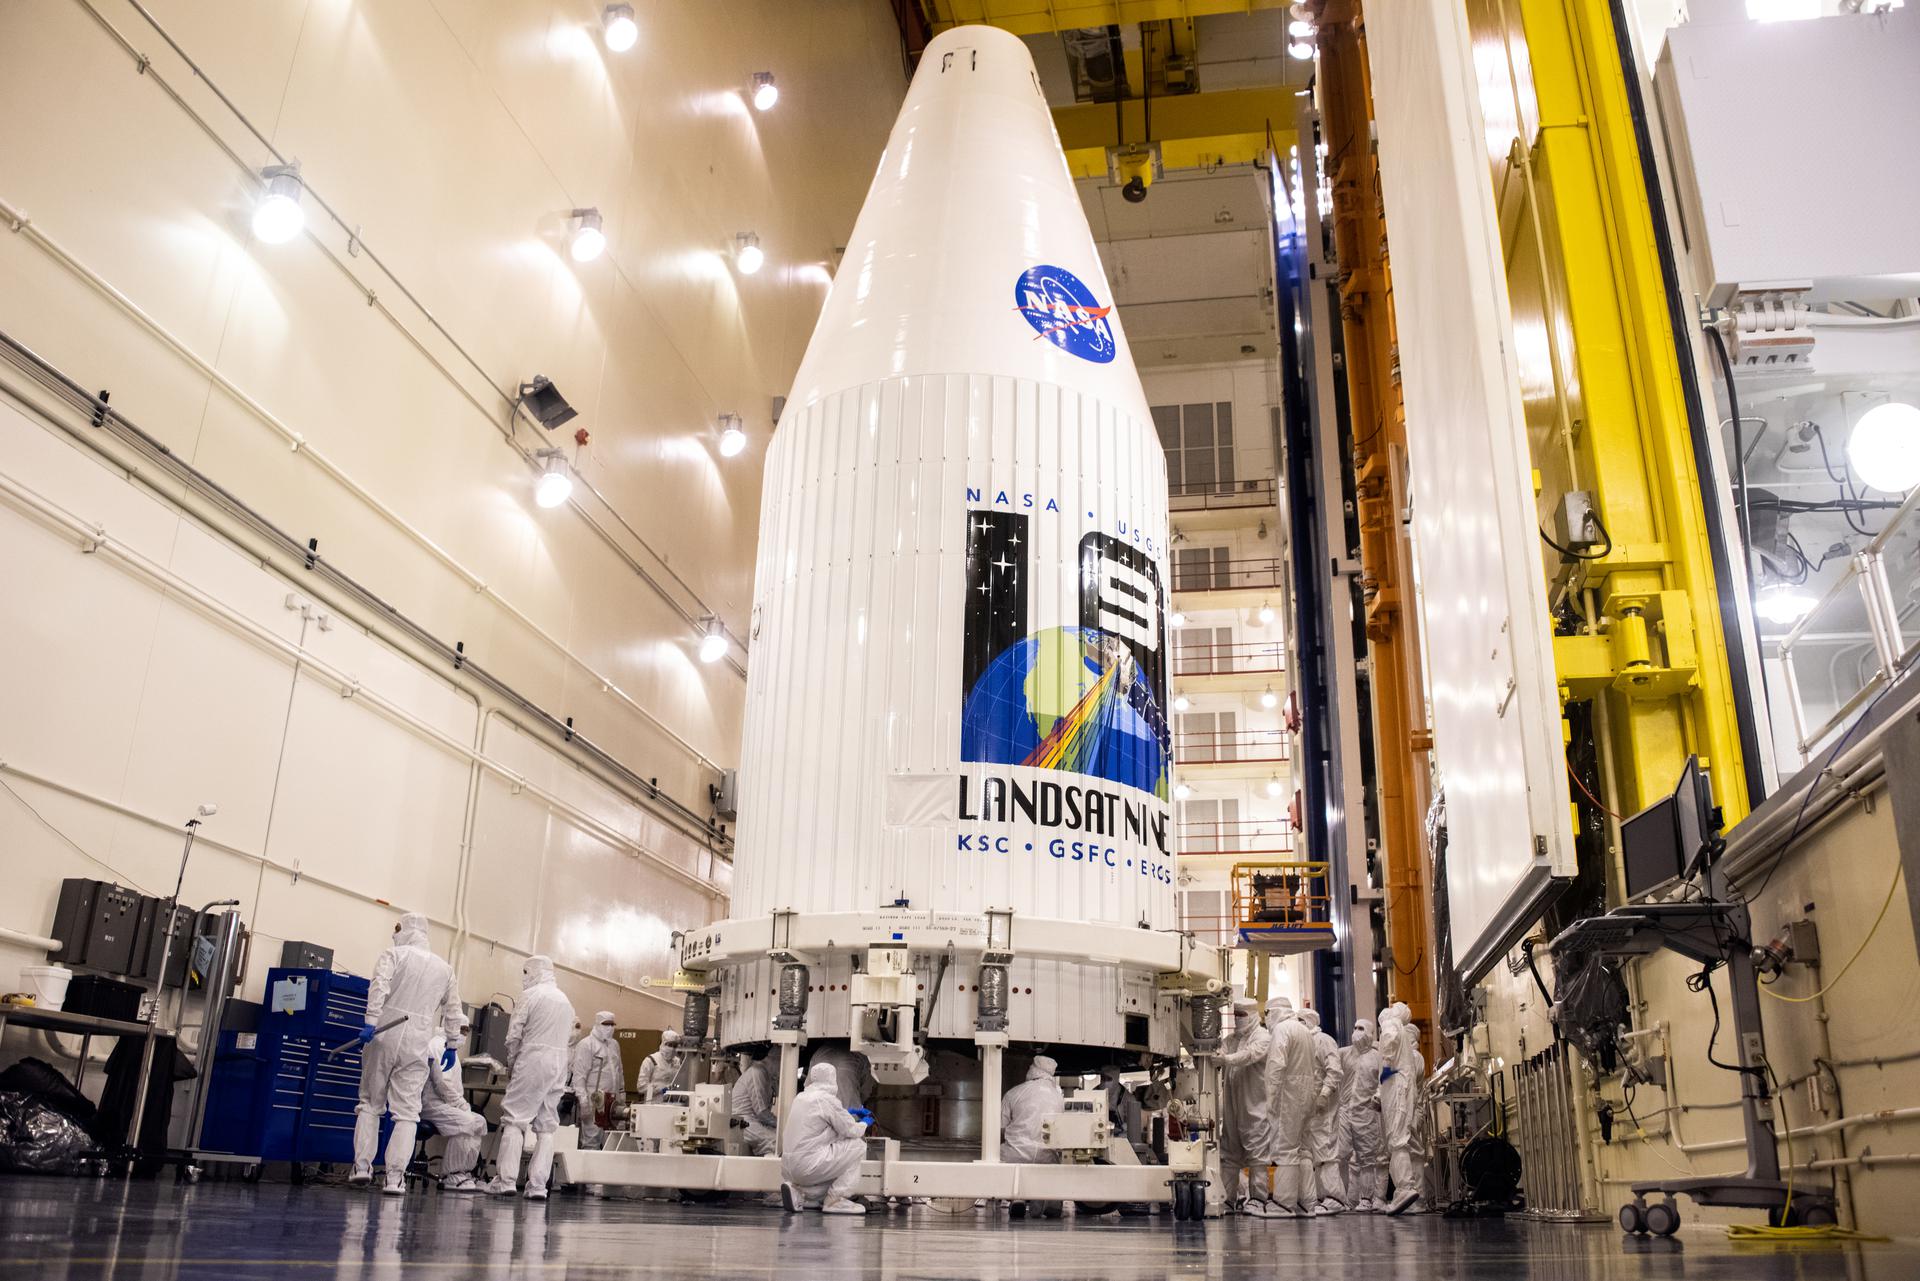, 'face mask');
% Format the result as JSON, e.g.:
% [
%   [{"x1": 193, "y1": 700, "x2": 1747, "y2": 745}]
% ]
[{"x1": 594, "y1": 1023, "x2": 614, "y2": 1042}]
